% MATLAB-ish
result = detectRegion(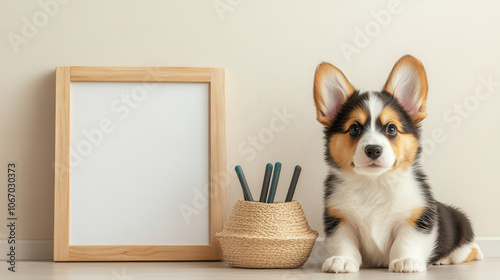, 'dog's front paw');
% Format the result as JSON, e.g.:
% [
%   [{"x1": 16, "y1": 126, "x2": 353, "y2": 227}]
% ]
[
  {"x1": 389, "y1": 258, "x2": 427, "y2": 273},
  {"x1": 322, "y1": 256, "x2": 359, "y2": 273}
]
